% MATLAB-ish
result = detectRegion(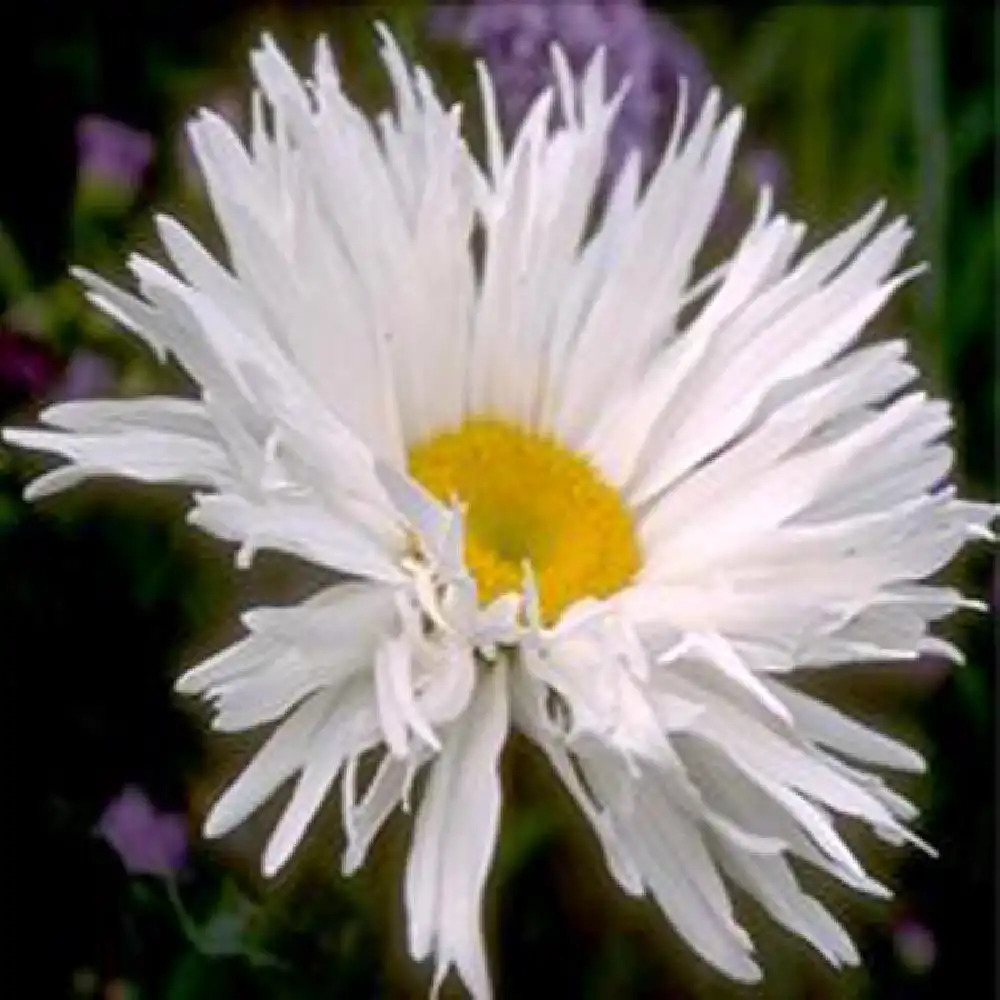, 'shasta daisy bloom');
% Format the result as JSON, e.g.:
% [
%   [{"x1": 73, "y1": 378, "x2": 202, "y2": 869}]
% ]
[{"x1": 5, "y1": 25, "x2": 996, "y2": 997}]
